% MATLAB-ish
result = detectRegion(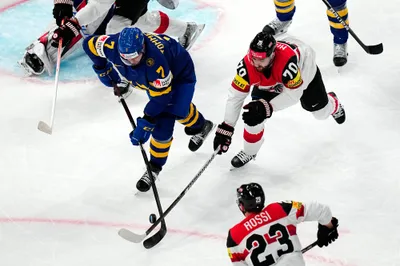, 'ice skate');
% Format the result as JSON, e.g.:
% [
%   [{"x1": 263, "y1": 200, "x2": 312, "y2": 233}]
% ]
[
  {"x1": 231, "y1": 151, "x2": 256, "y2": 168},
  {"x1": 328, "y1": 92, "x2": 346, "y2": 124},
  {"x1": 262, "y1": 18, "x2": 292, "y2": 36},
  {"x1": 187, "y1": 120, "x2": 215, "y2": 152},
  {"x1": 136, "y1": 163, "x2": 162, "y2": 192},
  {"x1": 178, "y1": 22, "x2": 205, "y2": 50},
  {"x1": 333, "y1": 43, "x2": 348, "y2": 67}
]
